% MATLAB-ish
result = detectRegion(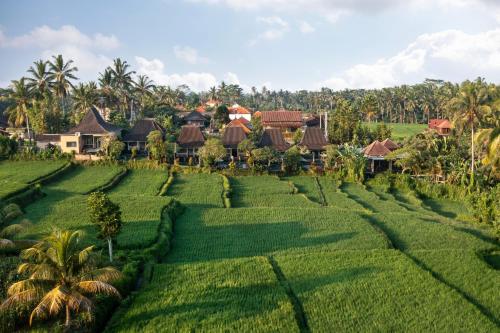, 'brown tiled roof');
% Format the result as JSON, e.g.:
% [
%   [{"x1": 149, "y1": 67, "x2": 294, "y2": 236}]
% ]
[
  {"x1": 123, "y1": 118, "x2": 165, "y2": 142},
  {"x1": 363, "y1": 140, "x2": 391, "y2": 157},
  {"x1": 227, "y1": 119, "x2": 251, "y2": 134},
  {"x1": 222, "y1": 126, "x2": 247, "y2": 149},
  {"x1": 259, "y1": 128, "x2": 289, "y2": 152},
  {"x1": 183, "y1": 110, "x2": 207, "y2": 122},
  {"x1": 429, "y1": 119, "x2": 451, "y2": 129},
  {"x1": 177, "y1": 126, "x2": 205, "y2": 148},
  {"x1": 300, "y1": 127, "x2": 328, "y2": 151},
  {"x1": 261, "y1": 110, "x2": 303, "y2": 128},
  {"x1": 66, "y1": 108, "x2": 121, "y2": 135},
  {"x1": 35, "y1": 134, "x2": 61, "y2": 142},
  {"x1": 381, "y1": 138, "x2": 399, "y2": 151}
]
